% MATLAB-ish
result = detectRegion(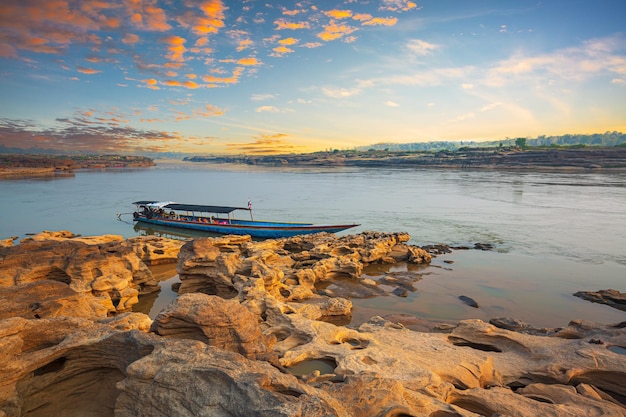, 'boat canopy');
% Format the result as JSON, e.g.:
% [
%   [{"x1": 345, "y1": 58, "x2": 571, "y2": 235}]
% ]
[{"x1": 165, "y1": 203, "x2": 249, "y2": 213}]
